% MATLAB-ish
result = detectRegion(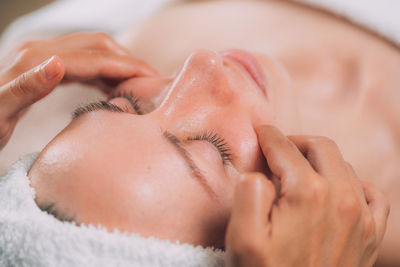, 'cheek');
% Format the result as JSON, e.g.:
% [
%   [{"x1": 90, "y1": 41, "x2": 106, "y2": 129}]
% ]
[{"x1": 122, "y1": 163, "x2": 231, "y2": 247}]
